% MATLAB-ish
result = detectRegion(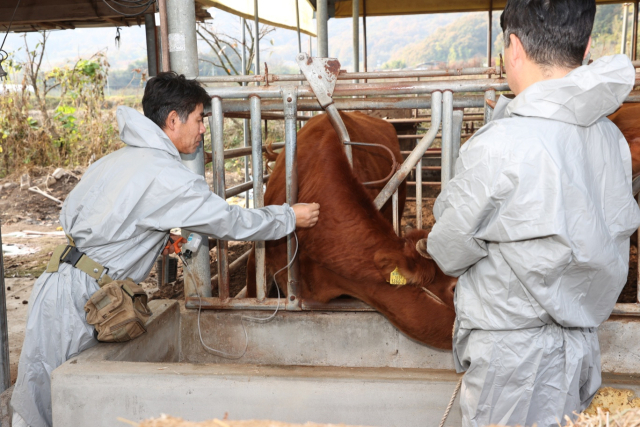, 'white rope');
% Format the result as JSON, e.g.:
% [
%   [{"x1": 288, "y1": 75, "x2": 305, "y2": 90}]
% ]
[{"x1": 438, "y1": 377, "x2": 463, "y2": 427}]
